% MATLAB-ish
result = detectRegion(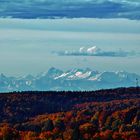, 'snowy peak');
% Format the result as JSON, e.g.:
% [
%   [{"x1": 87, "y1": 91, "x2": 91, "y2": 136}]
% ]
[
  {"x1": 0, "y1": 73, "x2": 7, "y2": 80},
  {"x1": 54, "y1": 68, "x2": 93, "y2": 80},
  {"x1": 46, "y1": 67, "x2": 63, "y2": 78},
  {"x1": 0, "y1": 68, "x2": 139, "y2": 92}
]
